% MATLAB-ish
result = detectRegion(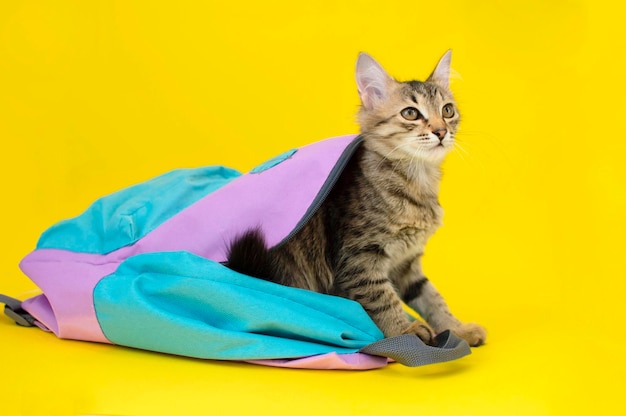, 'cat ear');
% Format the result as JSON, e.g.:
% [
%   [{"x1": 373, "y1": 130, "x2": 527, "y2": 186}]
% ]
[
  {"x1": 356, "y1": 52, "x2": 393, "y2": 110},
  {"x1": 427, "y1": 50, "x2": 452, "y2": 89}
]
